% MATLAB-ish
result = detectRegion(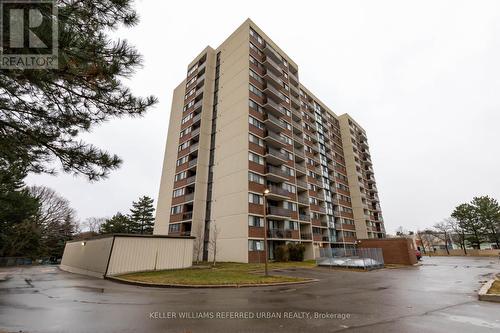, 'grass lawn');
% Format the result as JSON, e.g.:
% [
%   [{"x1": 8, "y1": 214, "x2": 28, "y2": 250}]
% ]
[
  {"x1": 488, "y1": 280, "x2": 500, "y2": 295},
  {"x1": 117, "y1": 261, "x2": 316, "y2": 286}
]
